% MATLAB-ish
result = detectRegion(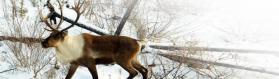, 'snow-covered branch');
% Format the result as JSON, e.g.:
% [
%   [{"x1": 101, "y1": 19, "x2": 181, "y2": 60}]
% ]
[{"x1": 150, "y1": 45, "x2": 279, "y2": 55}]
